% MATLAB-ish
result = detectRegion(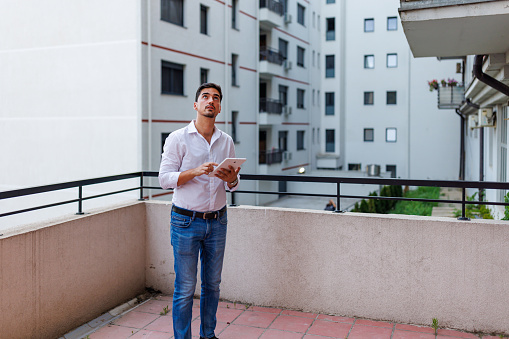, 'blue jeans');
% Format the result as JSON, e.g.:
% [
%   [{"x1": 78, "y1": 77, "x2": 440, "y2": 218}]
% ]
[{"x1": 170, "y1": 207, "x2": 228, "y2": 339}]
